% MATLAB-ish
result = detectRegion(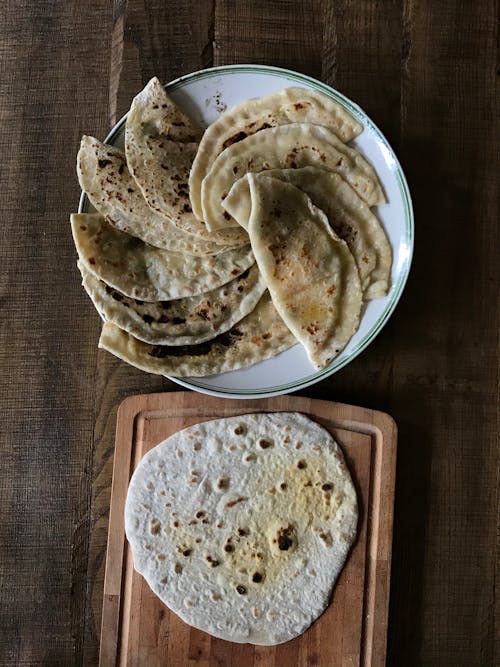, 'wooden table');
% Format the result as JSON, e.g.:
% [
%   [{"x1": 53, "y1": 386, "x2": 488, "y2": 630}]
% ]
[{"x1": 1, "y1": 1, "x2": 497, "y2": 665}]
